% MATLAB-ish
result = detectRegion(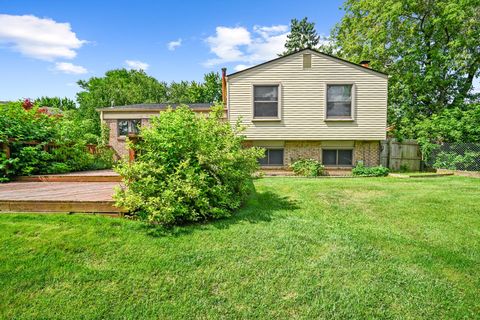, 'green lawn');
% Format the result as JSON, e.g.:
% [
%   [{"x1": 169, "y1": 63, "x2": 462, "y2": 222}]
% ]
[{"x1": 1, "y1": 177, "x2": 479, "y2": 319}]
